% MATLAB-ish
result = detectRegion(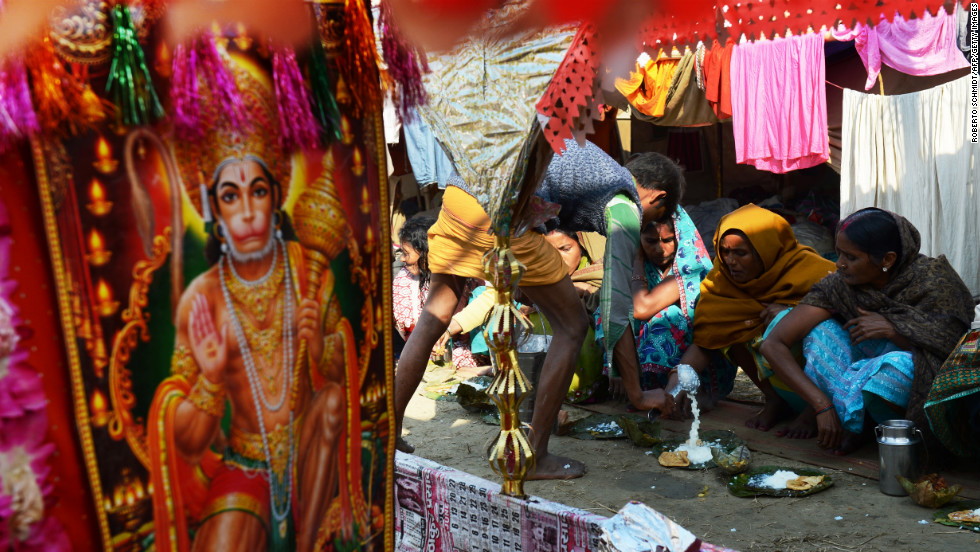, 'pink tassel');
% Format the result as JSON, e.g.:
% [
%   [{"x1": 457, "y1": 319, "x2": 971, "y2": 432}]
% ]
[
  {"x1": 272, "y1": 46, "x2": 319, "y2": 151},
  {"x1": 170, "y1": 35, "x2": 247, "y2": 142},
  {"x1": 0, "y1": 60, "x2": 38, "y2": 153},
  {"x1": 7, "y1": 61, "x2": 39, "y2": 137},
  {"x1": 170, "y1": 42, "x2": 202, "y2": 141},
  {"x1": 198, "y1": 35, "x2": 247, "y2": 130},
  {"x1": 379, "y1": 0, "x2": 428, "y2": 121}
]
